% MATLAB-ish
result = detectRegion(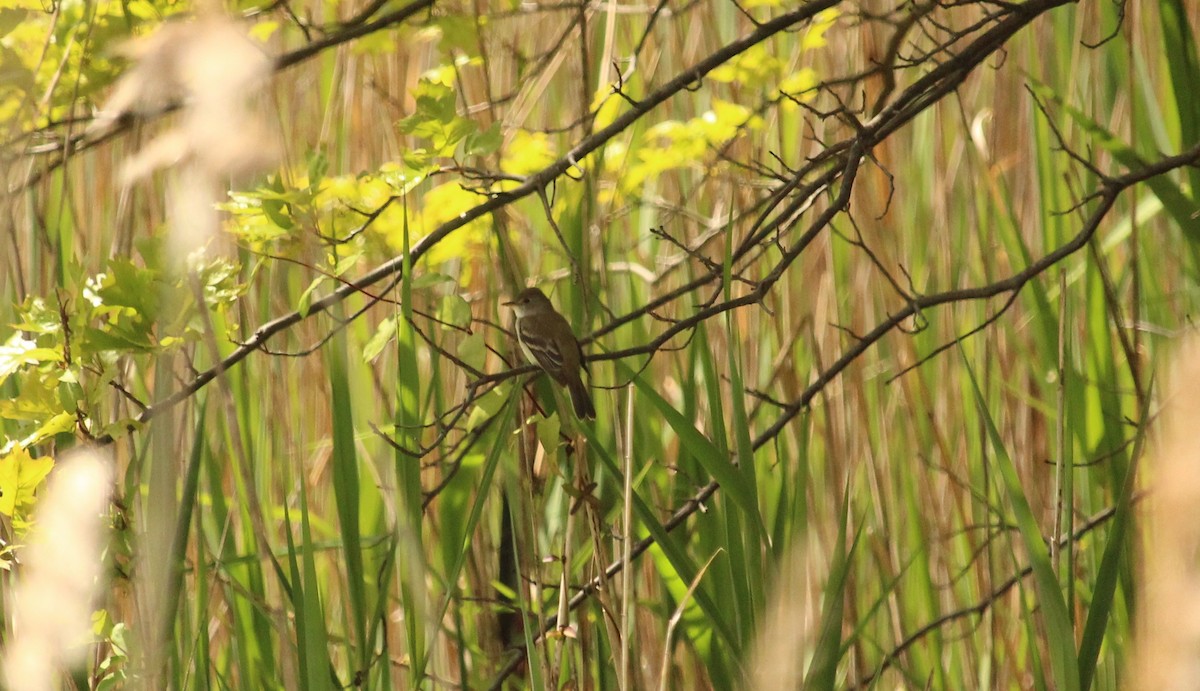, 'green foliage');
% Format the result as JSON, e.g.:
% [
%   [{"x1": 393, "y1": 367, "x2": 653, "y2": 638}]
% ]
[
  {"x1": 0, "y1": 0, "x2": 187, "y2": 128},
  {"x1": 1028, "y1": 80, "x2": 1199, "y2": 238},
  {"x1": 964, "y1": 350, "x2": 1080, "y2": 691},
  {"x1": 0, "y1": 446, "x2": 54, "y2": 532},
  {"x1": 1, "y1": 252, "x2": 244, "y2": 446},
  {"x1": 399, "y1": 74, "x2": 502, "y2": 164},
  {"x1": 804, "y1": 496, "x2": 858, "y2": 690},
  {"x1": 617, "y1": 100, "x2": 763, "y2": 194},
  {"x1": 91, "y1": 611, "x2": 130, "y2": 690}
]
